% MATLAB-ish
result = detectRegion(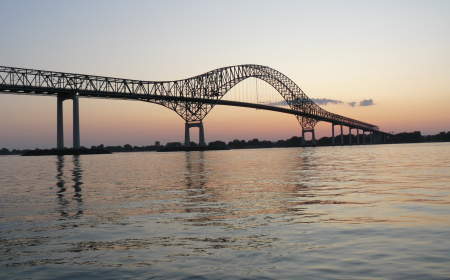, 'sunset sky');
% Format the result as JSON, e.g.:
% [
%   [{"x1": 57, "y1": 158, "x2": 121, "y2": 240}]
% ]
[{"x1": 1, "y1": 0, "x2": 449, "y2": 149}]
